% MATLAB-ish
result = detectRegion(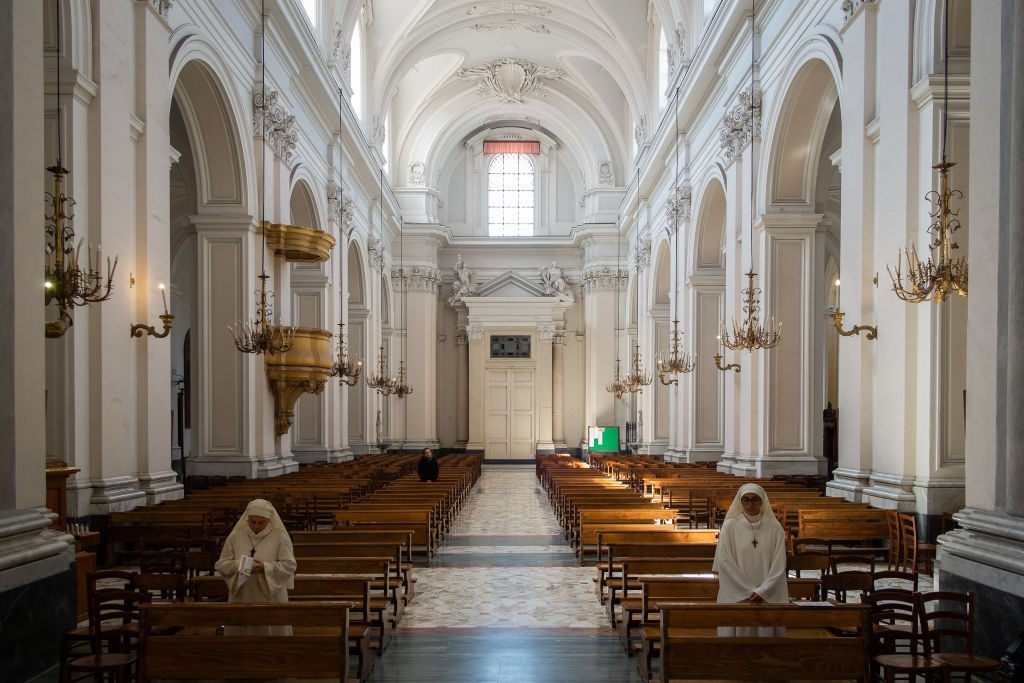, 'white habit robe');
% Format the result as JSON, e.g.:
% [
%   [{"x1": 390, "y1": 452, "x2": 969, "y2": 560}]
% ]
[
  {"x1": 215, "y1": 499, "x2": 297, "y2": 636},
  {"x1": 713, "y1": 484, "x2": 789, "y2": 636}
]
